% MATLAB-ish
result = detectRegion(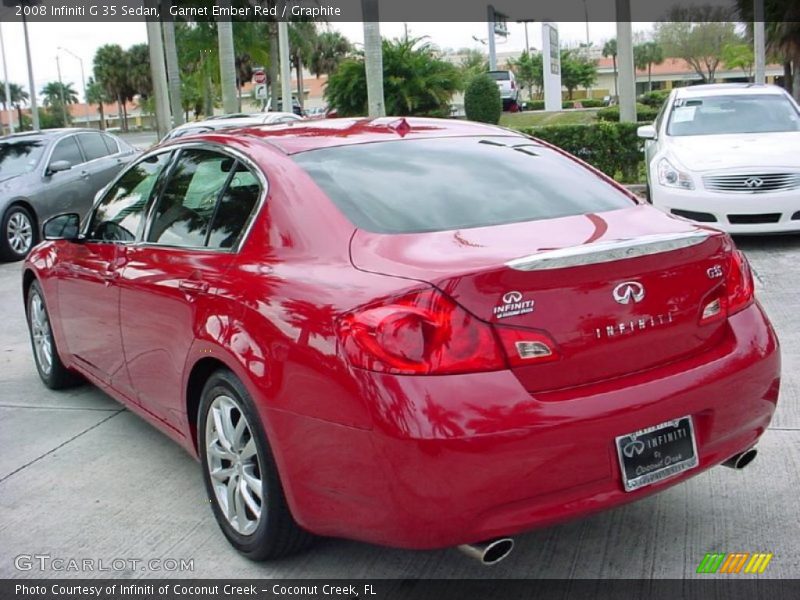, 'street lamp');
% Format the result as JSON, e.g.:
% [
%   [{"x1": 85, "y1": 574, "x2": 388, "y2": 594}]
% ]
[{"x1": 58, "y1": 46, "x2": 89, "y2": 127}]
